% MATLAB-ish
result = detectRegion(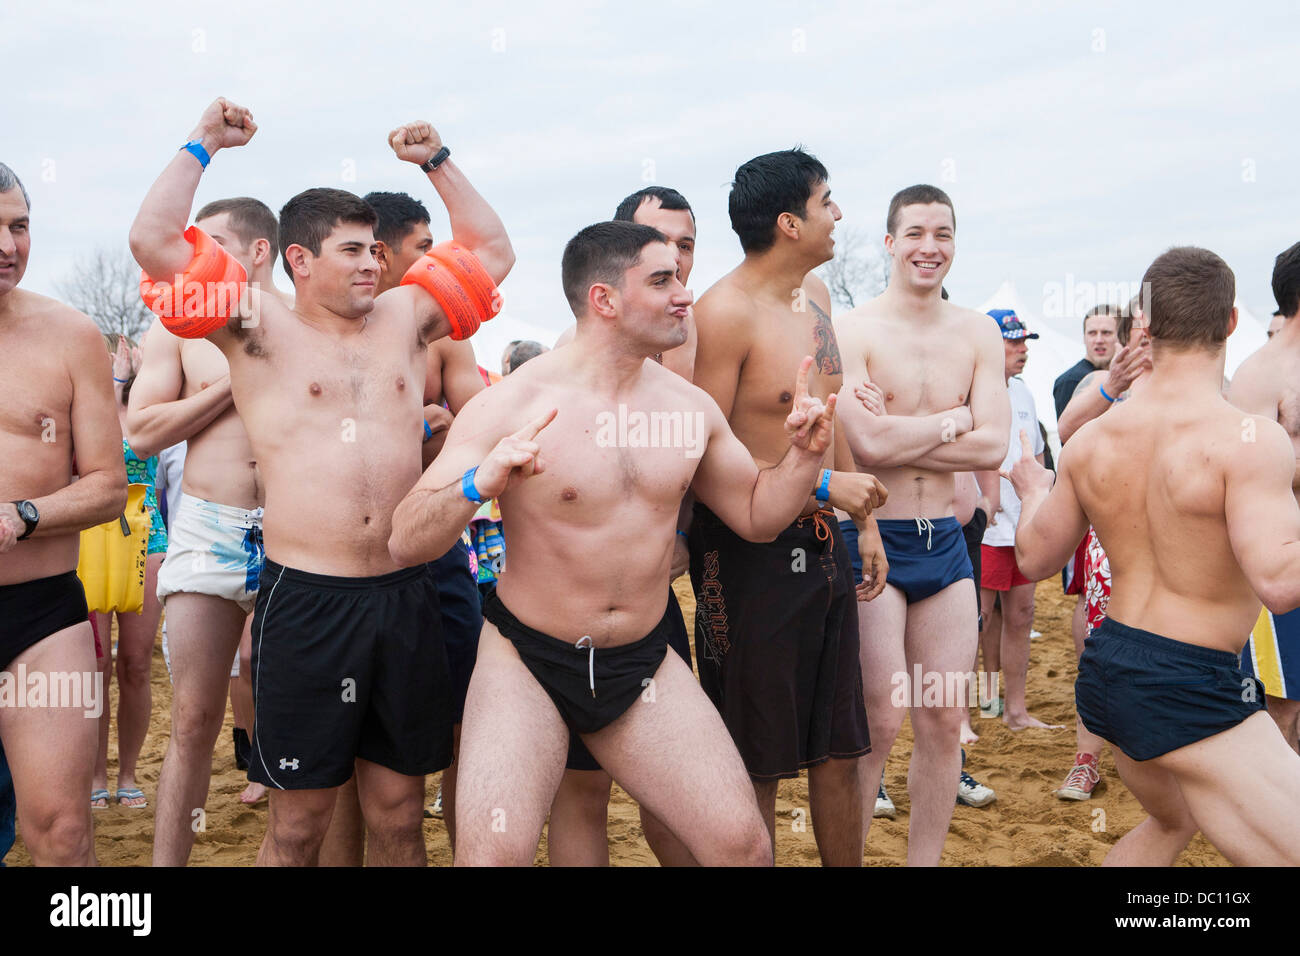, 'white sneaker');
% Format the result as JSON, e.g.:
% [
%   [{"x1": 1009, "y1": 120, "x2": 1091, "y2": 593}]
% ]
[
  {"x1": 874, "y1": 784, "x2": 897, "y2": 819},
  {"x1": 957, "y1": 769, "x2": 996, "y2": 807}
]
